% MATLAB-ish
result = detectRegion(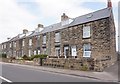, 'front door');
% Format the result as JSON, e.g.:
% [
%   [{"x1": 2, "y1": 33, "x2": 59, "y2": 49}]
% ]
[
  {"x1": 71, "y1": 46, "x2": 77, "y2": 57},
  {"x1": 64, "y1": 46, "x2": 69, "y2": 58}
]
